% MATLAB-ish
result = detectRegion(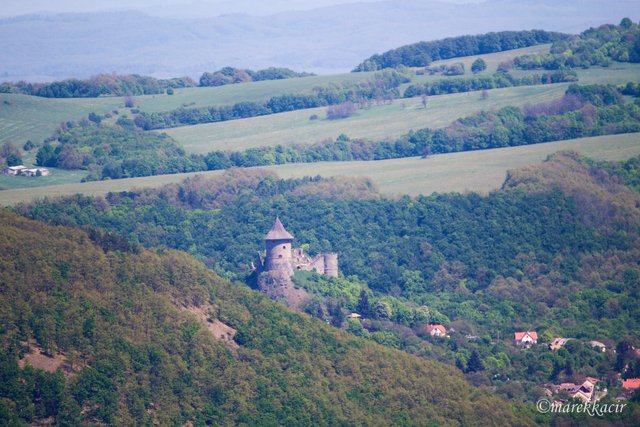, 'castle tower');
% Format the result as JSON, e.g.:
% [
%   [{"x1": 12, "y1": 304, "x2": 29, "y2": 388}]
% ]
[
  {"x1": 264, "y1": 217, "x2": 294, "y2": 274},
  {"x1": 323, "y1": 253, "x2": 339, "y2": 277}
]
